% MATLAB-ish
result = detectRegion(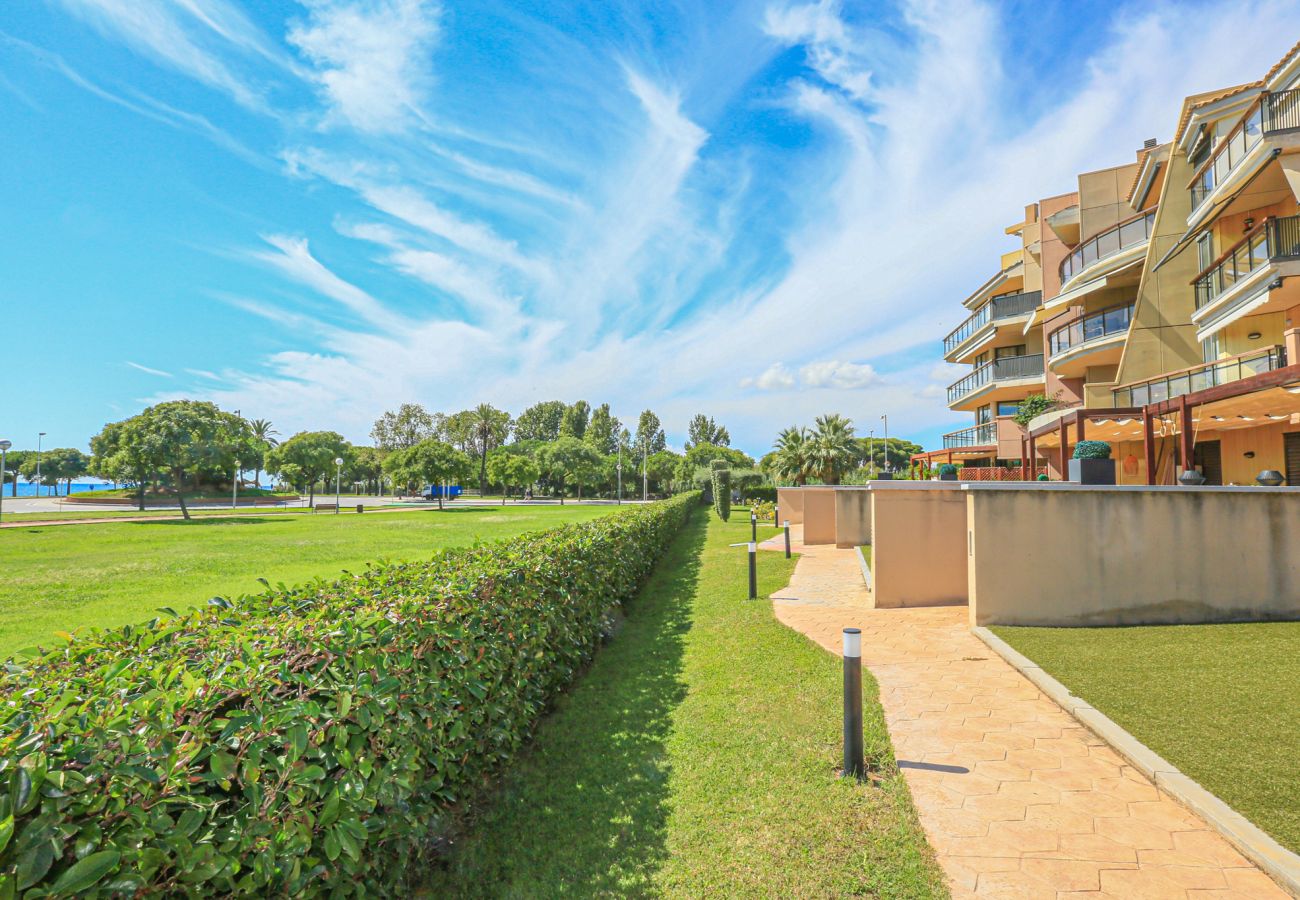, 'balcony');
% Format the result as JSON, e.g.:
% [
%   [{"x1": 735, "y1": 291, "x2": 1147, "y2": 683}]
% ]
[
  {"x1": 943, "y1": 291, "x2": 1041, "y2": 360},
  {"x1": 1193, "y1": 215, "x2": 1300, "y2": 314},
  {"x1": 1189, "y1": 88, "x2": 1300, "y2": 214},
  {"x1": 948, "y1": 353, "x2": 1045, "y2": 406},
  {"x1": 1047, "y1": 303, "x2": 1134, "y2": 377},
  {"x1": 942, "y1": 422, "x2": 995, "y2": 449},
  {"x1": 1058, "y1": 210, "x2": 1155, "y2": 291},
  {"x1": 1111, "y1": 346, "x2": 1287, "y2": 407}
]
